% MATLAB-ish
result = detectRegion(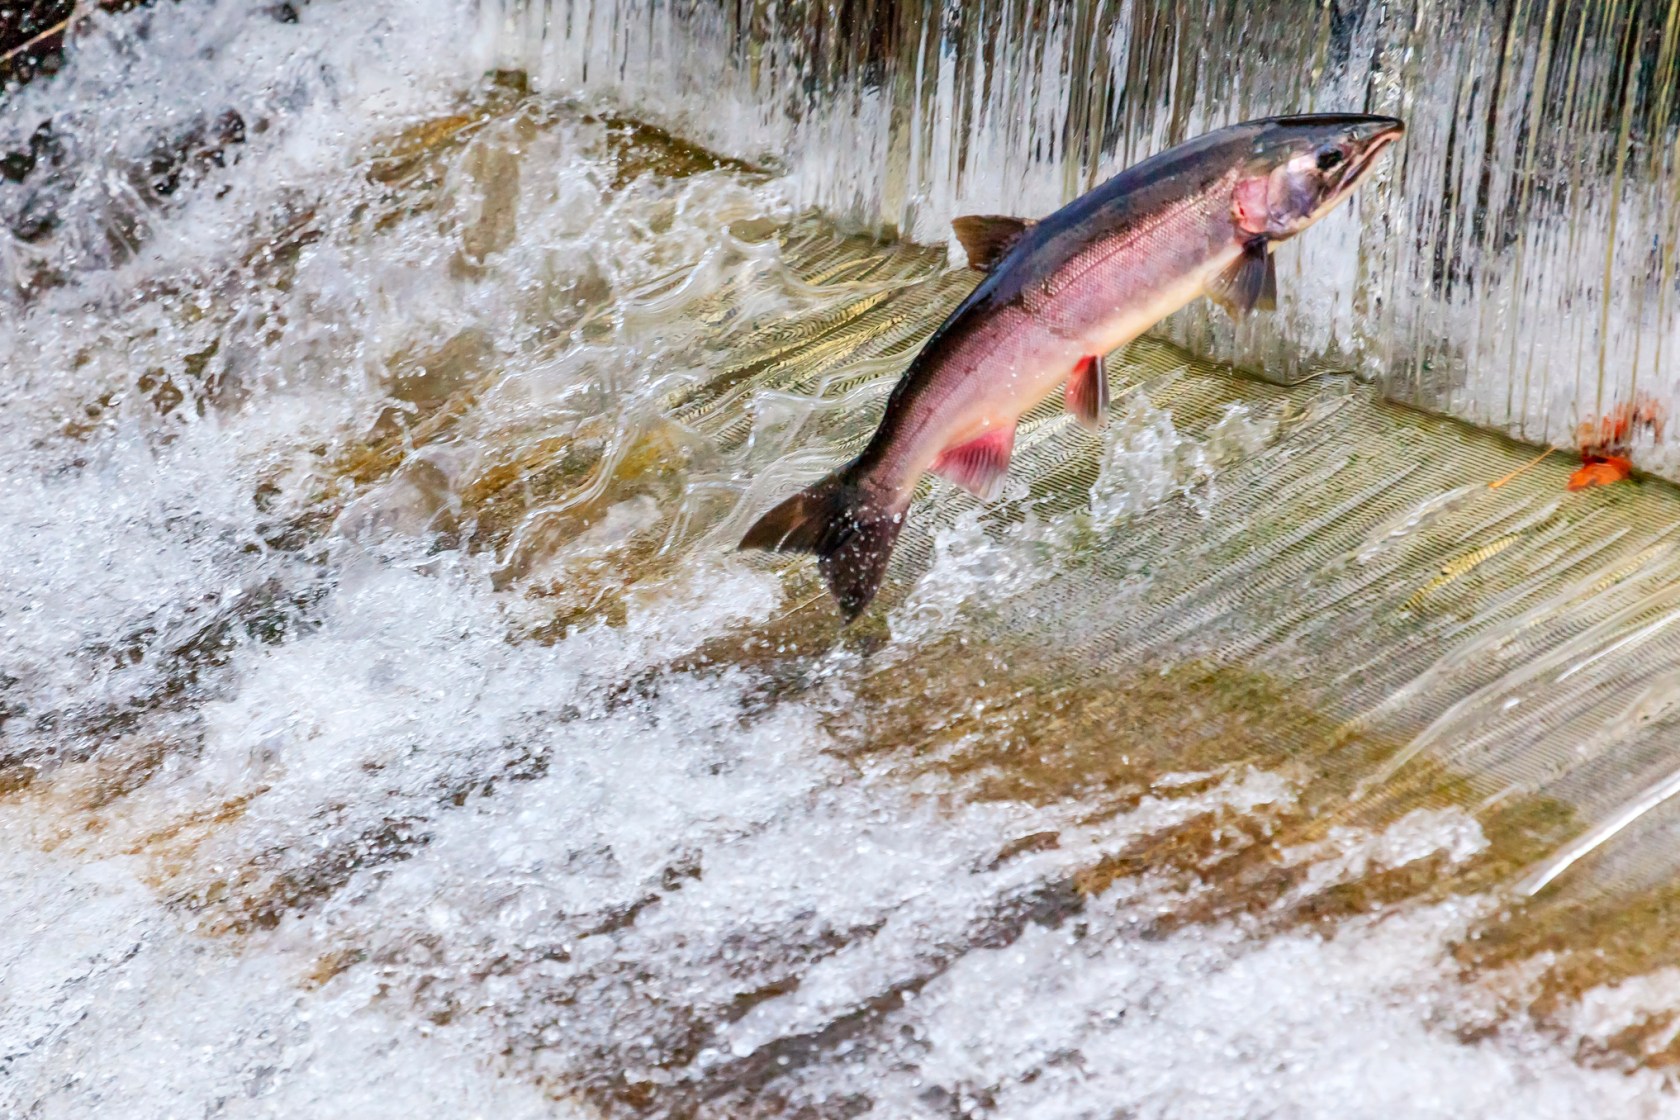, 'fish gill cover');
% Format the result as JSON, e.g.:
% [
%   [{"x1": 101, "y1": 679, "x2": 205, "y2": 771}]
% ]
[{"x1": 6, "y1": 1, "x2": 1680, "y2": 1118}]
